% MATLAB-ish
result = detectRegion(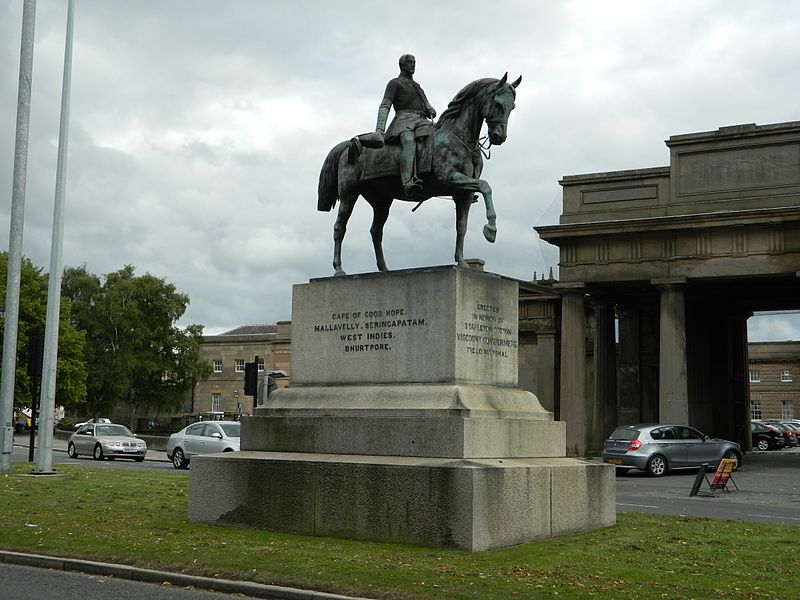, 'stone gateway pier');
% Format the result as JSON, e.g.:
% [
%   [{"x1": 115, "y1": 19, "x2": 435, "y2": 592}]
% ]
[{"x1": 189, "y1": 266, "x2": 615, "y2": 551}]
